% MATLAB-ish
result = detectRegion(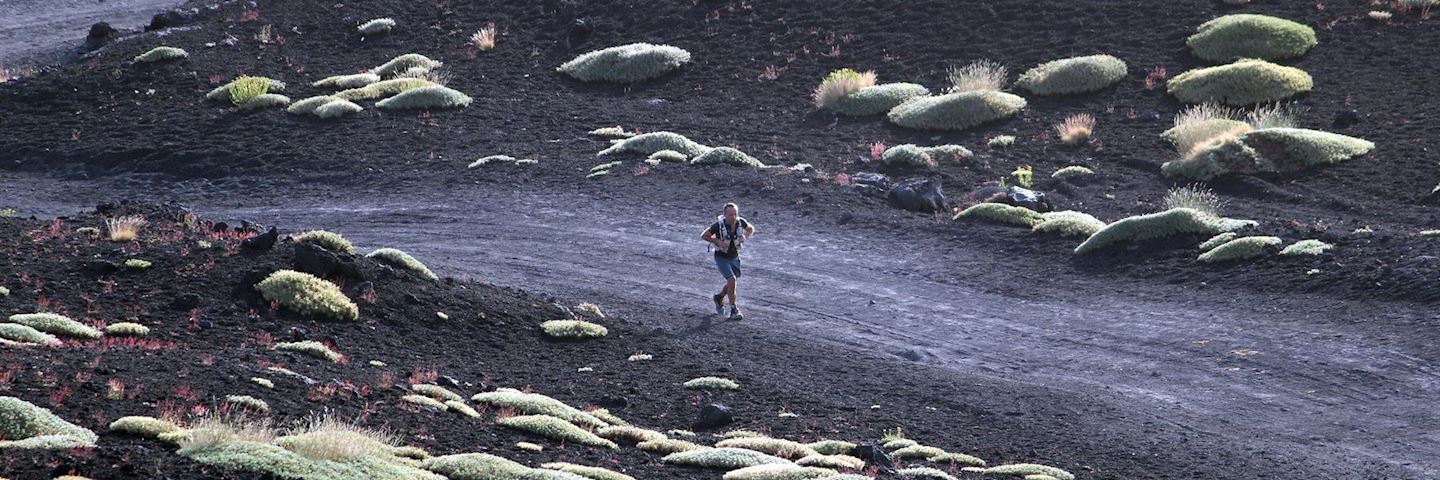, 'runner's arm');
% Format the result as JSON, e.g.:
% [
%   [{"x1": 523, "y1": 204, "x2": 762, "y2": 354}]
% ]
[{"x1": 700, "y1": 228, "x2": 726, "y2": 249}]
